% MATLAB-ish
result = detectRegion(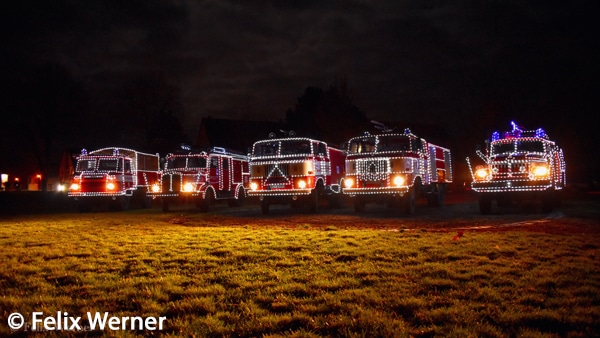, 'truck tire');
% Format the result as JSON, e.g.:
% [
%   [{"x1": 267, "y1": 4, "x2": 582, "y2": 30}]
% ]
[
  {"x1": 161, "y1": 200, "x2": 170, "y2": 212},
  {"x1": 228, "y1": 186, "x2": 245, "y2": 207},
  {"x1": 353, "y1": 198, "x2": 365, "y2": 212},
  {"x1": 261, "y1": 200, "x2": 270, "y2": 214},
  {"x1": 404, "y1": 188, "x2": 416, "y2": 215},
  {"x1": 198, "y1": 190, "x2": 214, "y2": 212},
  {"x1": 307, "y1": 182, "x2": 323, "y2": 213},
  {"x1": 427, "y1": 183, "x2": 446, "y2": 207},
  {"x1": 478, "y1": 195, "x2": 492, "y2": 214}
]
